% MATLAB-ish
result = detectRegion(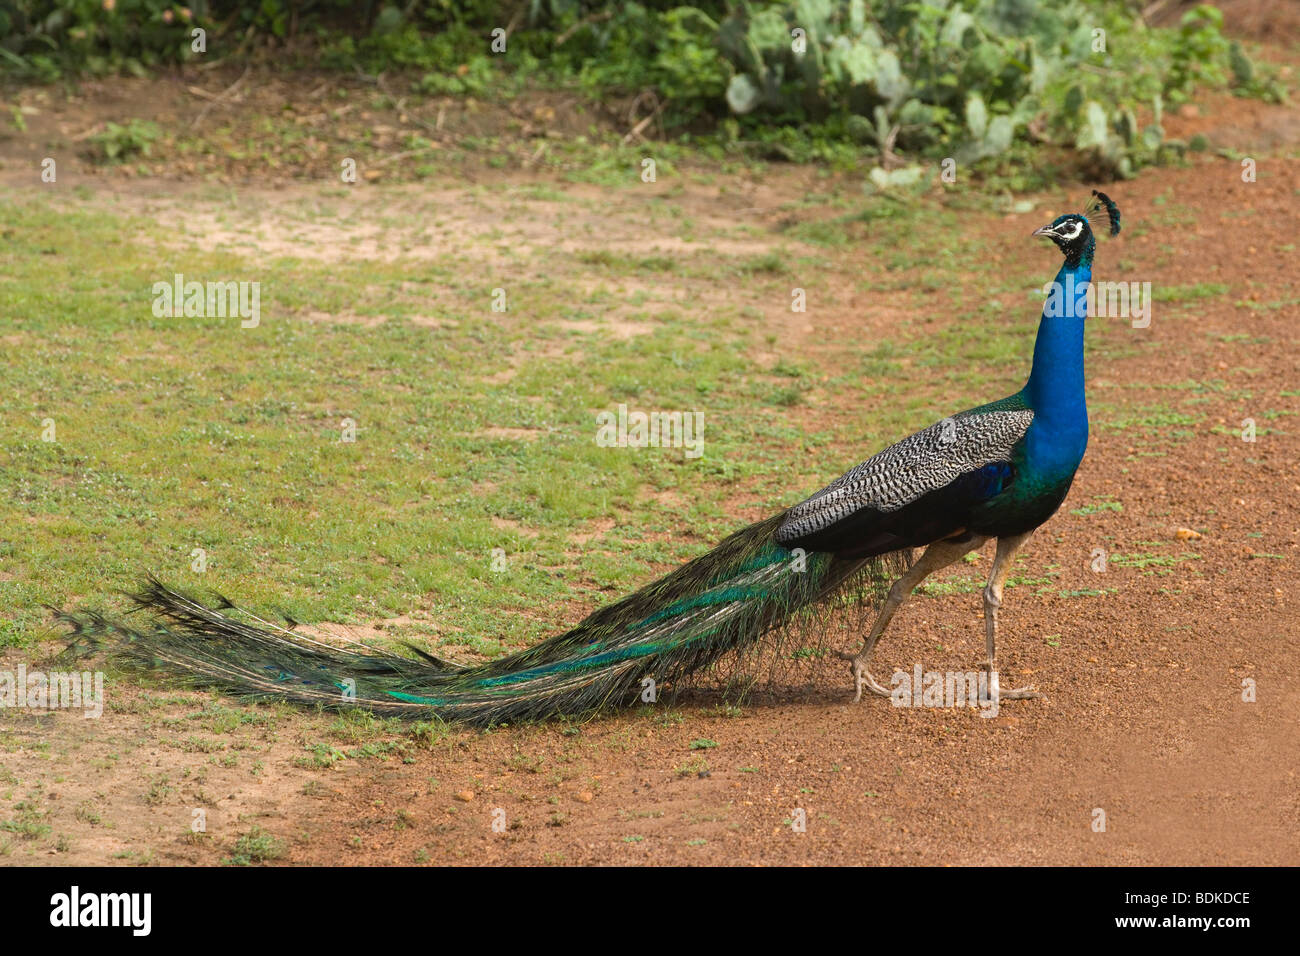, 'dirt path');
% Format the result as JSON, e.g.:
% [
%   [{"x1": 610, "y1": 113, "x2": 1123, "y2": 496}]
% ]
[{"x1": 3, "y1": 41, "x2": 1298, "y2": 866}]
